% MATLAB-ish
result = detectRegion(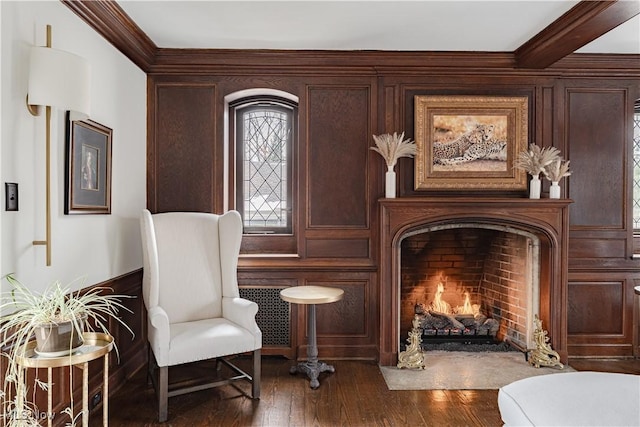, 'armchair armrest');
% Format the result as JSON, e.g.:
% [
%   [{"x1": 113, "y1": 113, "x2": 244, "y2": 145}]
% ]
[
  {"x1": 222, "y1": 297, "x2": 260, "y2": 334},
  {"x1": 147, "y1": 306, "x2": 170, "y2": 365}
]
